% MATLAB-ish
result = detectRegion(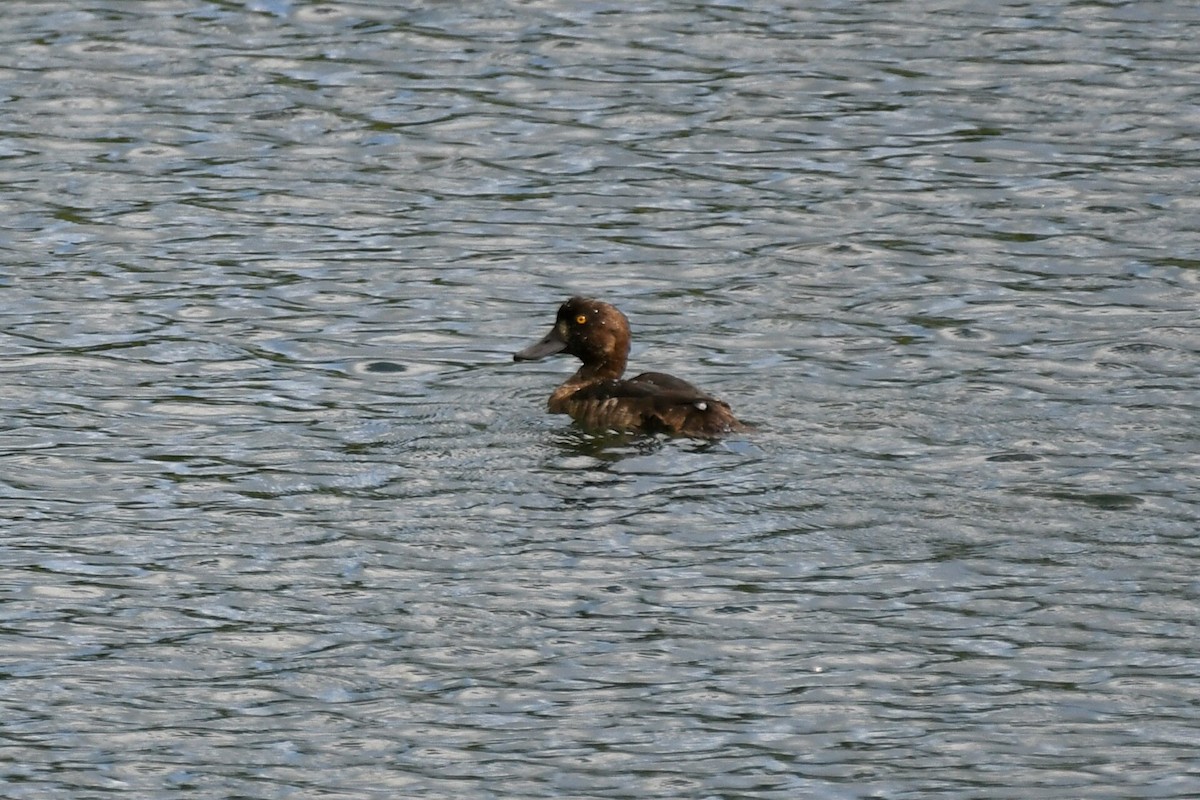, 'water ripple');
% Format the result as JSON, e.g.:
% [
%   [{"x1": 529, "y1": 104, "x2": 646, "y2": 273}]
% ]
[{"x1": 3, "y1": 1, "x2": 1199, "y2": 798}]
